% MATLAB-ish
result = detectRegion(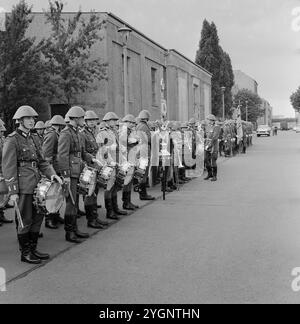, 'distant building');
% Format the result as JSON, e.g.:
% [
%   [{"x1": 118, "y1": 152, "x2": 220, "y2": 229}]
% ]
[
  {"x1": 232, "y1": 70, "x2": 258, "y2": 95},
  {"x1": 26, "y1": 12, "x2": 212, "y2": 121},
  {"x1": 257, "y1": 99, "x2": 273, "y2": 126}
]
